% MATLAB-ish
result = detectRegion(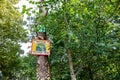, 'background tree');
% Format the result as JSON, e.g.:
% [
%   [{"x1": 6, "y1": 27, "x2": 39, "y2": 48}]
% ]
[{"x1": 0, "y1": 0, "x2": 27, "y2": 79}]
